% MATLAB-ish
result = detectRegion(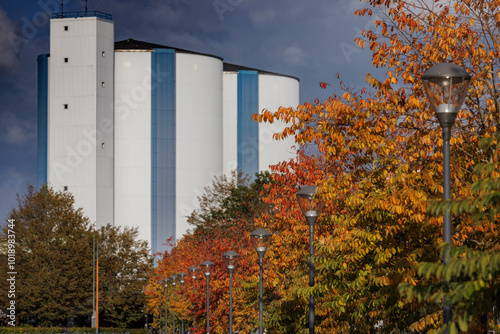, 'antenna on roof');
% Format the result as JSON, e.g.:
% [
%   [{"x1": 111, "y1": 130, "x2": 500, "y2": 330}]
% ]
[
  {"x1": 80, "y1": 0, "x2": 88, "y2": 14},
  {"x1": 60, "y1": 0, "x2": 63, "y2": 14}
]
